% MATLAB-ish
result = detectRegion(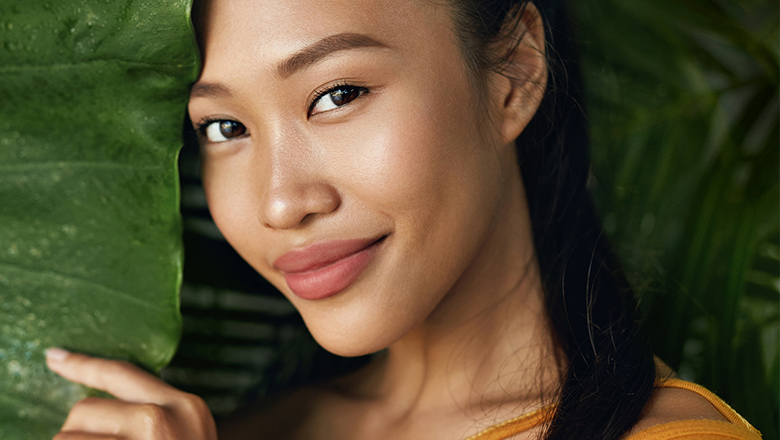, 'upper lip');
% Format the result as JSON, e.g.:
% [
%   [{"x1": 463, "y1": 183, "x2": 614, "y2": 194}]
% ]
[{"x1": 273, "y1": 236, "x2": 386, "y2": 274}]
